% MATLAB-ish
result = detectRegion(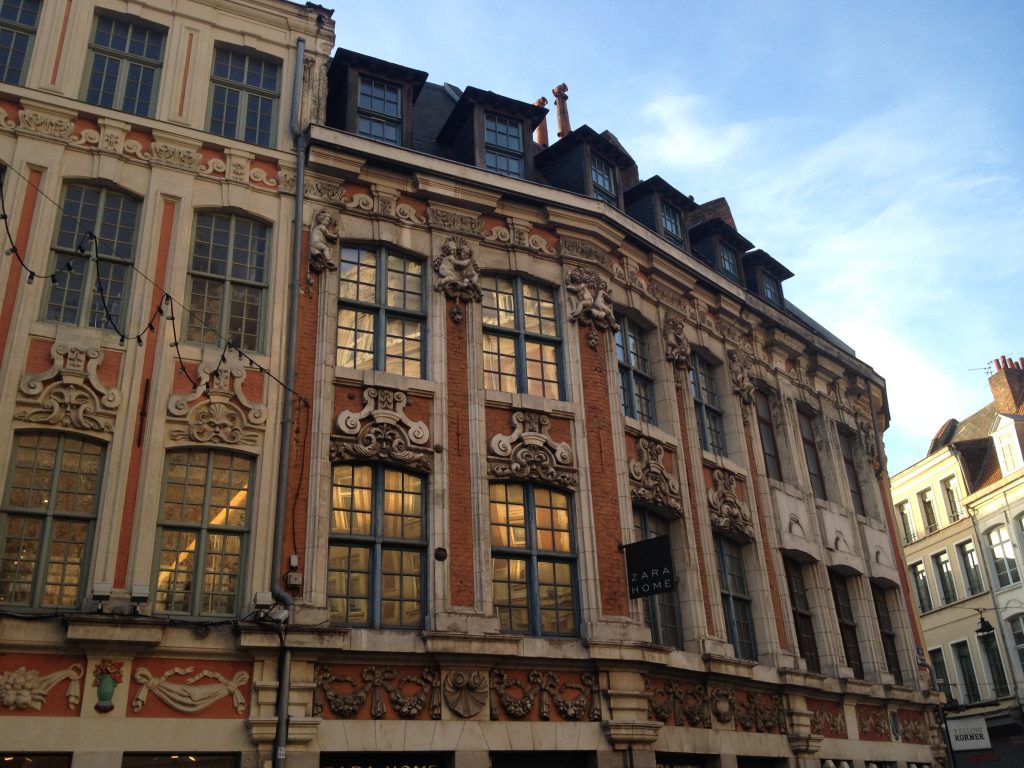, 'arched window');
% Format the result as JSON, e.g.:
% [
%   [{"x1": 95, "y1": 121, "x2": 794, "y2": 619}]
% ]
[{"x1": 0, "y1": 432, "x2": 105, "y2": 608}]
